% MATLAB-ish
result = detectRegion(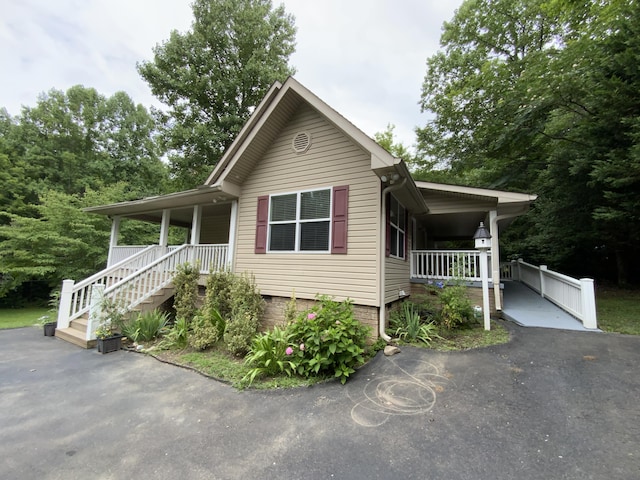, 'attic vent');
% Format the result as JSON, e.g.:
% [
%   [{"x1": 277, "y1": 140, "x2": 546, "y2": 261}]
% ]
[{"x1": 292, "y1": 131, "x2": 311, "y2": 153}]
